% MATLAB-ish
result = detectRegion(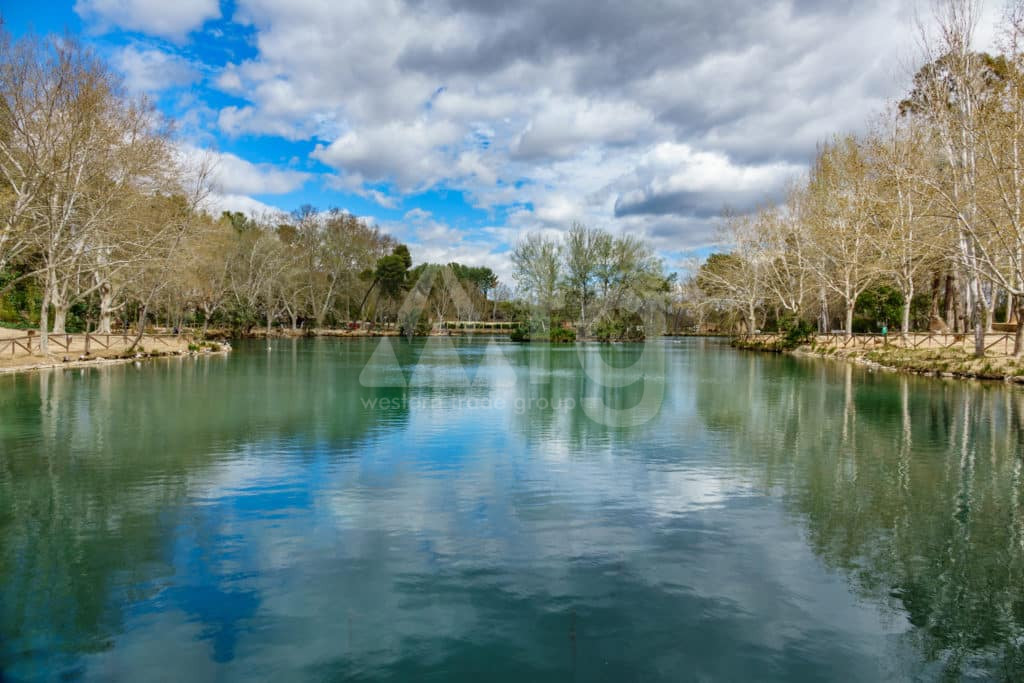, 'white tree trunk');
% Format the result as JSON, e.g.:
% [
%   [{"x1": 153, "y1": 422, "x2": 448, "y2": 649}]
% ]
[
  {"x1": 51, "y1": 304, "x2": 68, "y2": 336},
  {"x1": 98, "y1": 285, "x2": 115, "y2": 334},
  {"x1": 39, "y1": 283, "x2": 50, "y2": 355}
]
